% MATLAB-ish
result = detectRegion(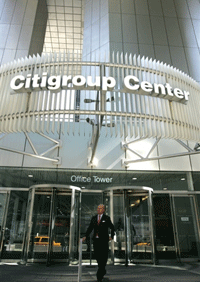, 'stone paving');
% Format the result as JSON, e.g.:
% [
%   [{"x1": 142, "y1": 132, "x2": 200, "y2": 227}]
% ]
[{"x1": 0, "y1": 262, "x2": 200, "y2": 282}]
